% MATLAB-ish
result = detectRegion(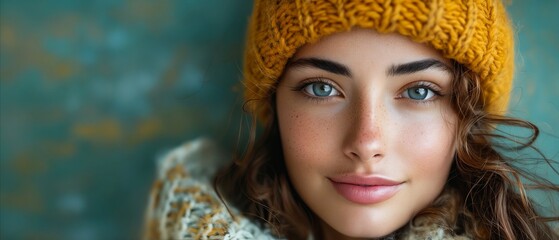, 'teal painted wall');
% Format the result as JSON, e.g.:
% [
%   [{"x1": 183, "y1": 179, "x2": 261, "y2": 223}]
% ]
[{"x1": 0, "y1": 1, "x2": 557, "y2": 239}]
